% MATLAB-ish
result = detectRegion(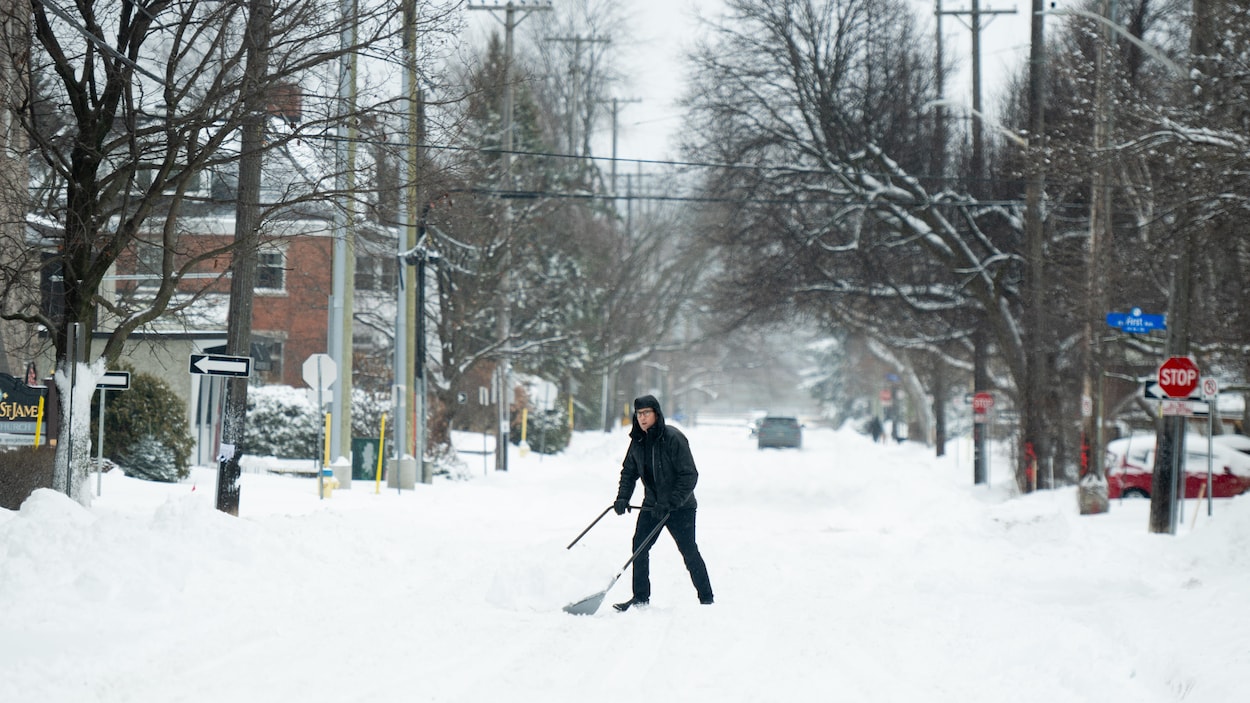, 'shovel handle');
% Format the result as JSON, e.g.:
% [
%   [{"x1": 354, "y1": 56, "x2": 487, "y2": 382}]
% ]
[
  {"x1": 566, "y1": 504, "x2": 649, "y2": 550},
  {"x1": 618, "y1": 512, "x2": 670, "y2": 572},
  {"x1": 567, "y1": 506, "x2": 613, "y2": 549}
]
